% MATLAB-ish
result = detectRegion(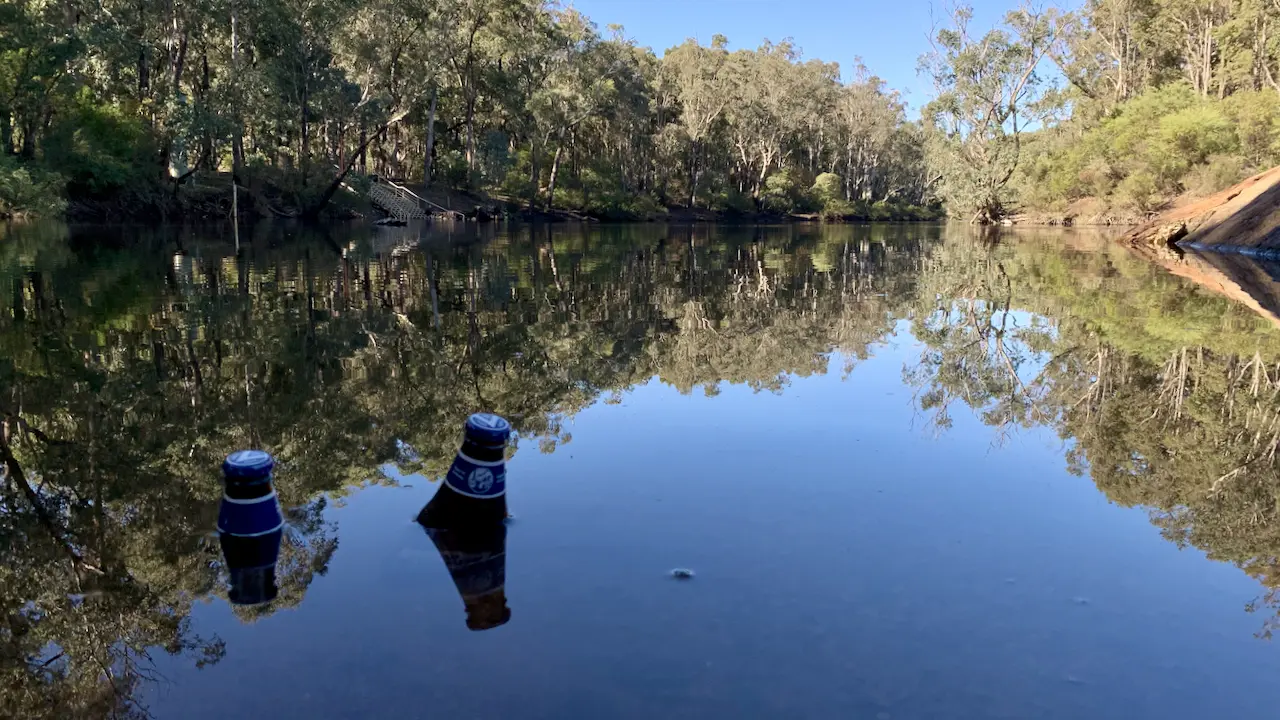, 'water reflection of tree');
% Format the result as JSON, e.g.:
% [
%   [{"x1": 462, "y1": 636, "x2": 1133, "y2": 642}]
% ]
[
  {"x1": 905, "y1": 228, "x2": 1280, "y2": 638},
  {"x1": 11, "y1": 217, "x2": 1280, "y2": 717},
  {"x1": 0, "y1": 222, "x2": 931, "y2": 715}
]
